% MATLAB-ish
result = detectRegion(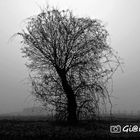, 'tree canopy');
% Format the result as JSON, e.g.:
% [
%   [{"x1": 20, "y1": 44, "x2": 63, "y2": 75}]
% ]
[{"x1": 18, "y1": 7, "x2": 121, "y2": 122}]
